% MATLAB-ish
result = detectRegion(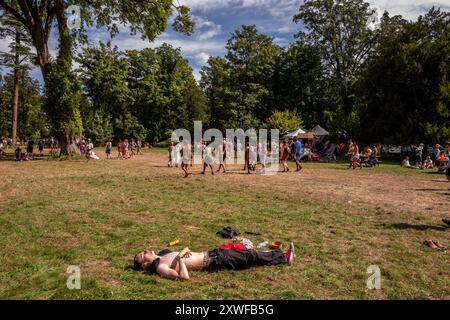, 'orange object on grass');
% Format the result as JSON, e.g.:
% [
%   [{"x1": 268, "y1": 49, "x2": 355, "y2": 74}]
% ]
[{"x1": 269, "y1": 241, "x2": 282, "y2": 249}]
